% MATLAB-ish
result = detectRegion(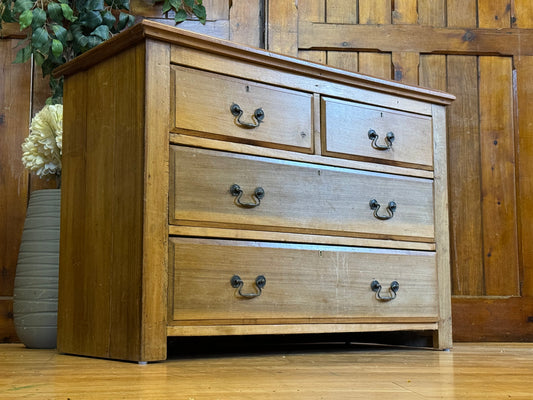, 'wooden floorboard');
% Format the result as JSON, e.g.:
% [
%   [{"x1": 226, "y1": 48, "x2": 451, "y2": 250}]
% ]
[{"x1": 1, "y1": 340, "x2": 532, "y2": 399}]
